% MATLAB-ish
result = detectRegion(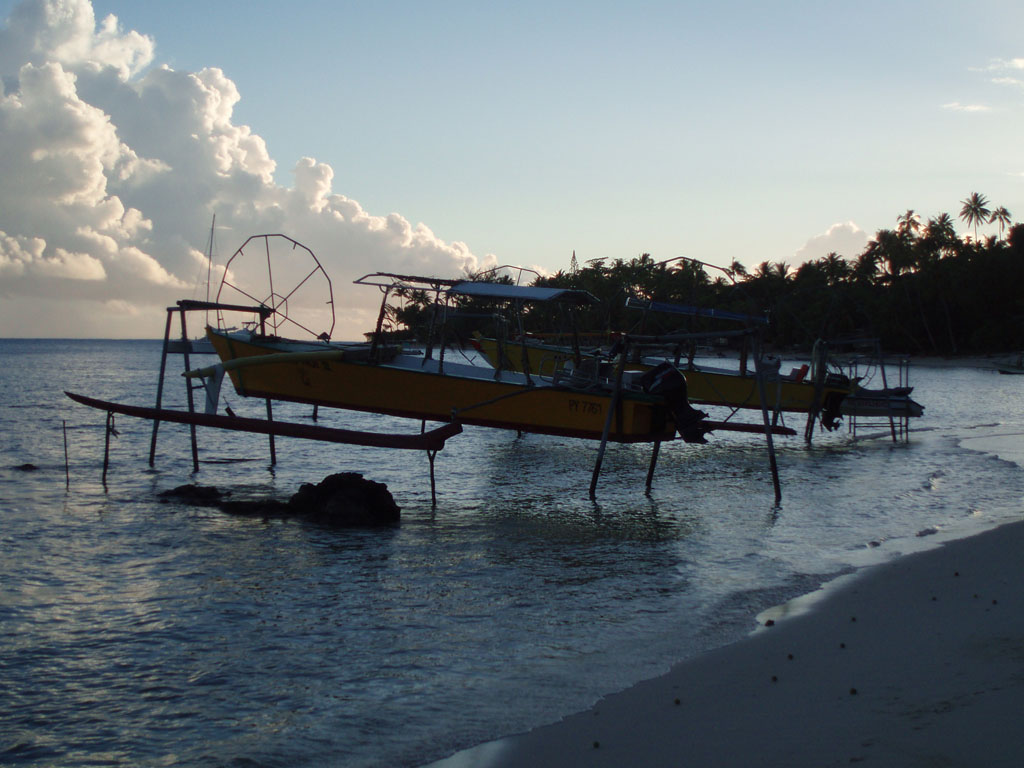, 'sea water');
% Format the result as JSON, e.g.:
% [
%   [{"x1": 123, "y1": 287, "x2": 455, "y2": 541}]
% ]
[{"x1": 2, "y1": 339, "x2": 1023, "y2": 767}]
